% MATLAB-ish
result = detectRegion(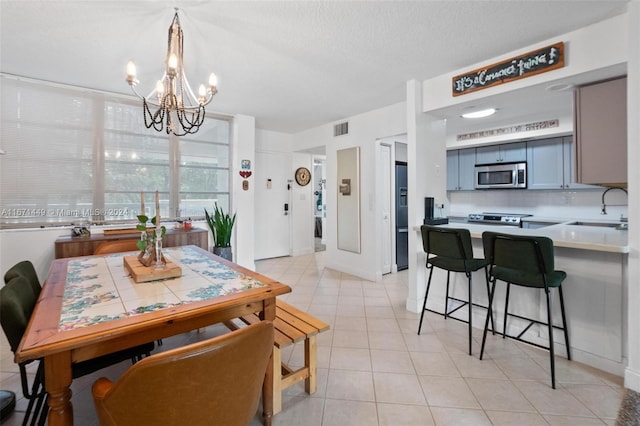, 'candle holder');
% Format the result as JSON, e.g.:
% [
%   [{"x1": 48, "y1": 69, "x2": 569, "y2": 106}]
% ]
[
  {"x1": 136, "y1": 215, "x2": 166, "y2": 267},
  {"x1": 152, "y1": 232, "x2": 165, "y2": 270}
]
